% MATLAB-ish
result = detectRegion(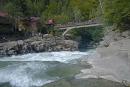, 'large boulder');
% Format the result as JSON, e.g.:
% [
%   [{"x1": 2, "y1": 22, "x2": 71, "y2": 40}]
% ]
[{"x1": 77, "y1": 30, "x2": 130, "y2": 83}]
